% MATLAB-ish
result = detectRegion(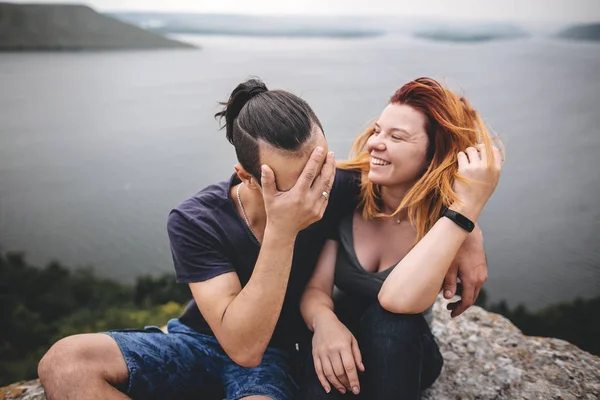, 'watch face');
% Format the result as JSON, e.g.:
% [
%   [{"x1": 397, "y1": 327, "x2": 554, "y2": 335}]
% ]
[{"x1": 454, "y1": 212, "x2": 475, "y2": 231}]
